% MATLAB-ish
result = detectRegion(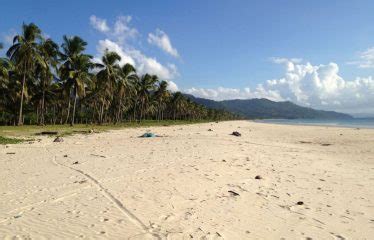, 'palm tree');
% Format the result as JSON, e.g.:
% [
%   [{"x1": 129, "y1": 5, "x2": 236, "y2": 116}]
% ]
[
  {"x1": 6, "y1": 23, "x2": 45, "y2": 125},
  {"x1": 154, "y1": 80, "x2": 170, "y2": 120},
  {"x1": 117, "y1": 63, "x2": 137, "y2": 122},
  {"x1": 137, "y1": 74, "x2": 158, "y2": 121},
  {"x1": 95, "y1": 50, "x2": 121, "y2": 123},
  {"x1": 36, "y1": 38, "x2": 59, "y2": 125},
  {"x1": 59, "y1": 35, "x2": 92, "y2": 125}
]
